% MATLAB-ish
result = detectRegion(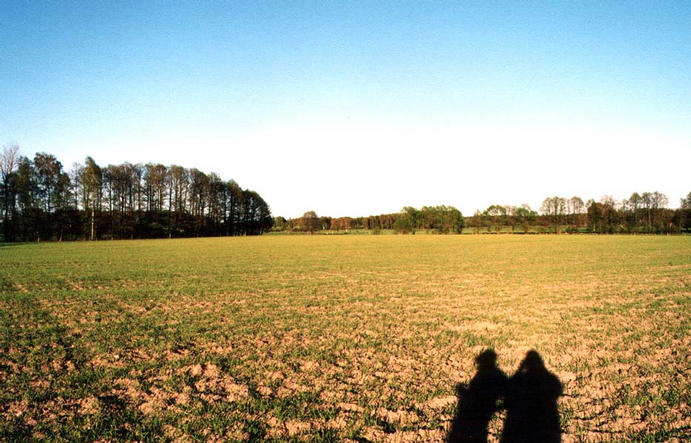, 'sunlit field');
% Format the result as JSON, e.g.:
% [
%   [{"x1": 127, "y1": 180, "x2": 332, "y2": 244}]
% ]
[{"x1": 1, "y1": 235, "x2": 689, "y2": 441}]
